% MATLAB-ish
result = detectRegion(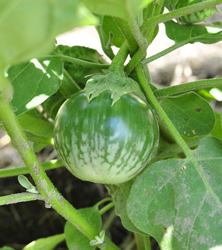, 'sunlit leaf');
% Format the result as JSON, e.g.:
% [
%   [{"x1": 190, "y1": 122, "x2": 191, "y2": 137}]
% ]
[{"x1": 7, "y1": 49, "x2": 63, "y2": 116}]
